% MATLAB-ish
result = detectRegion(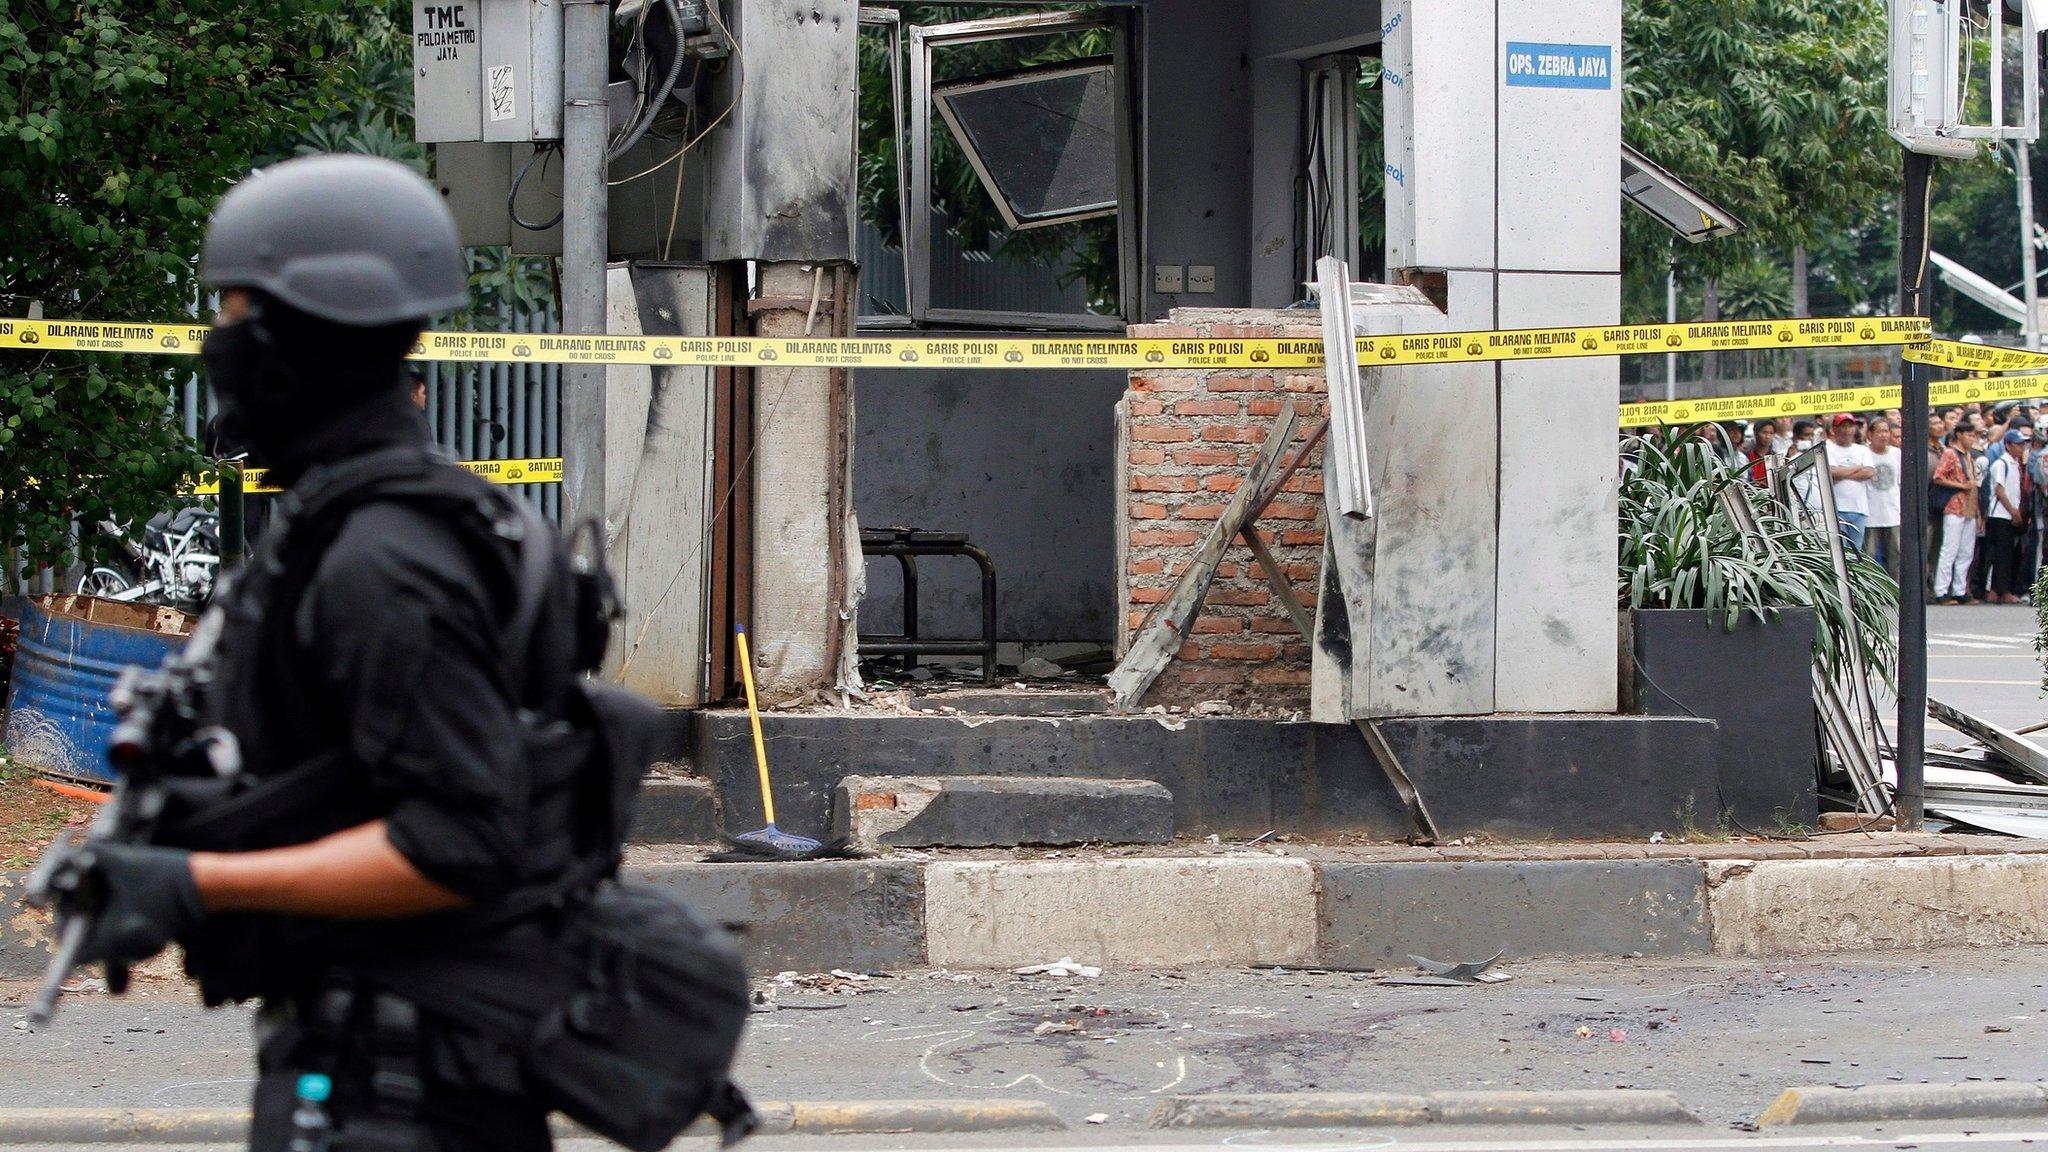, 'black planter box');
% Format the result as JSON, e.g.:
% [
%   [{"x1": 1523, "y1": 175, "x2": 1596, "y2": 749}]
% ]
[{"x1": 1626, "y1": 607, "x2": 1818, "y2": 832}]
